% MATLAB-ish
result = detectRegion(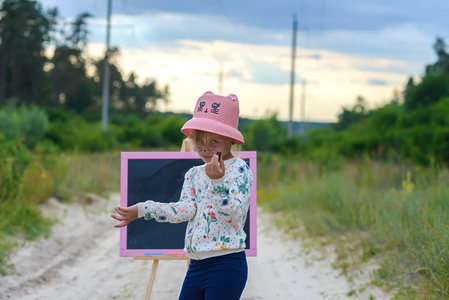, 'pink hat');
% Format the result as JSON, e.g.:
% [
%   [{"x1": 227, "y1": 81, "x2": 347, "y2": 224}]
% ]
[{"x1": 181, "y1": 91, "x2": 244, "y2": 144}]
